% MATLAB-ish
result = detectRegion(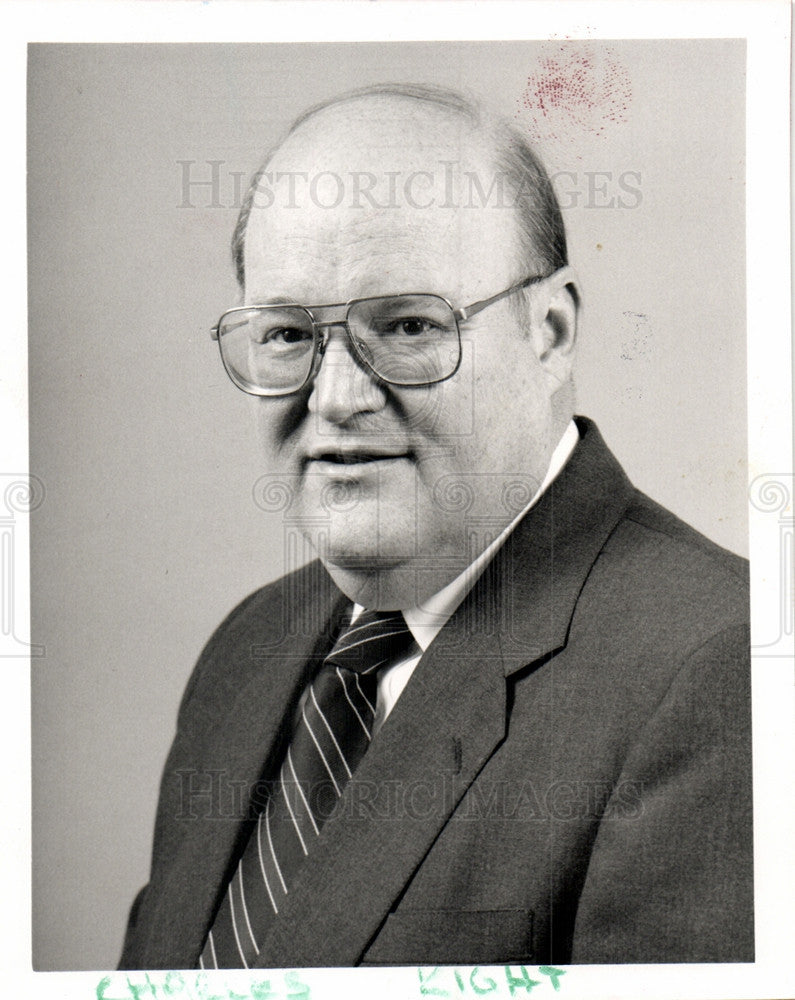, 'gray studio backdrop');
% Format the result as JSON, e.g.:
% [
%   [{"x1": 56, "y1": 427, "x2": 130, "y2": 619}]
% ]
[{"x1": 28, "y1": 41, "x2": 746, "y2": 970}]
